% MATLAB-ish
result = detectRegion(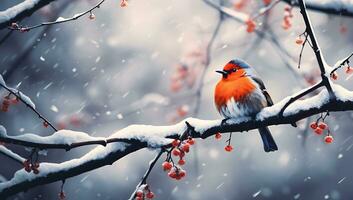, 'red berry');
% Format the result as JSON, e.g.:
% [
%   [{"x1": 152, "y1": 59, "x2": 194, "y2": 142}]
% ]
[
  {"x1": 59, "y1": 191, "x2": 66, "y2": 200},
  {"x1": 33, "y1": 168, "x2": 39, "y2": 174},
  {"x1": 136, "y1": 197, "x2": 143, "y2": 200},
  {"x1": 136, "y1": 190, "x2": 144, "y2": 197},
  {"x1": 120, "y1": 0, "x2": 128, "y2": 7},
  {"x1": 178, "y1": 159, "x2": 185, "y2": 165},
  {"x1": 246, "y1": 19, "x2": 256, "y2": 33},
  {"x1": 295, "y1": 37, "x2": 303, "y2": 45},
  {"x1": 168, "y1": 171, "x2": 177, "y2": 179},
  {"x1": 324, "y1": 135, "x2": 334, "y2": 144},
  {"x1": 33, "y1": 162, "x2": 40, "y2": 169},
  {"x1": 346, "y1": 66, "x2": 353, "y2": 74},
  {"x1": 146, "y1": 191, "x2": 155, "y2": 199},
  {"x1": 310, "y1": 122, "x2": 318, "y2": 129},
  {"x1": 318, "y1": 122, "x2": 328, "y2": 130},
  {"x1": 331, "y1": 72, "x2": 338, "y2": 80},
  {"x1": 284, "y1": 6, "x2": 291, "y2": 12},
  {"x1": 181, "y1": 143, "x2": 190, "y2": 152},
  {"x1": 179, "y1": 170, "x2": 186, "y2": 178},
  {"x1": 187, "y1": 138, "x2": 195, "y2": 145},
  {"x1": 2, "y1": 96, "x2": 10, "y2": 112},
  {"x1": 262, "y1": 0, "x2": 271, "y2": 5},
  {"x1": 215, "y1": 132, "x2": 222, "y2": 140},
  {"x1": 11, "y1": 22, "x2": 19, "y2": 29},
  {"x1": 172, "y1": 149, "x2": 180, "y2": 156},
  {"x1": 224, "y1": 145, "x2": 233, "y2": 152},
  {"x1": 11, "y1": 98, "x2": 19, "y2": 104},
  {"x1": 89, "y1": 13, "x2": 96, "y2": 20},
  {"x1": 162, "y1": 161, "x2": 172, "y2": 171},
  {"x1": 314, "y1": 127, "x2": 323, "y2": 135},
  {"x1": 171, "y1": 139, "x2": 180, "y2": 147},
  {"x1": 43, "y1": 121, "x2": 49, "y2": 128}
]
